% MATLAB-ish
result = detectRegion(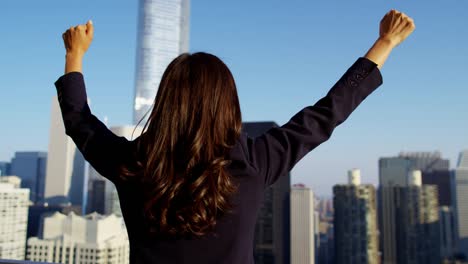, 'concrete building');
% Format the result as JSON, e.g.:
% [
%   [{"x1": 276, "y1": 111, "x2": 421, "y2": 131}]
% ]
[
  {"x1": 0, "y1": 176, "x2": 30, "y2": 260},
  {"x1": 10, "y1": 151, "x2": 47, "y2": 203},
  {"x1": 290, "y1": 183, "x2": 314, "y2": 264},
  {"x1": 45, "y1": 96, "x2": 86, "y2": 208},
  {"x1": 26, "y1": 211, "x2": 129, "y2": 264},
  {"x1": 333, "y1": 169, "x2": 379, "y2": 264},
  {"x1": 133, "y1": 0, "x2": 190, "y2": 125},
  {"x1": 242, "y1": 121, "x2": 291, "y2": 264},
  {"x1": 27, "y1": 203, "x2": 82, "y2": 239}
]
